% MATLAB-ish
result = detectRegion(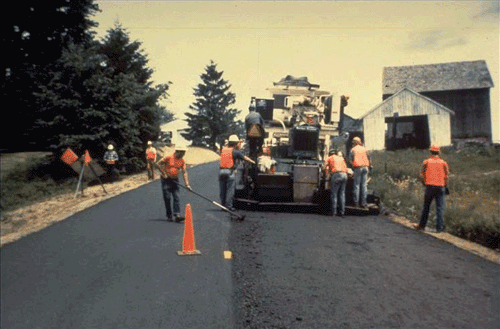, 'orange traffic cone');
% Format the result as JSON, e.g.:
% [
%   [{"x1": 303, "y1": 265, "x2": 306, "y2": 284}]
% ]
[{"x1": 177, "y1": 204, "x2": 201, "y2": 256}]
